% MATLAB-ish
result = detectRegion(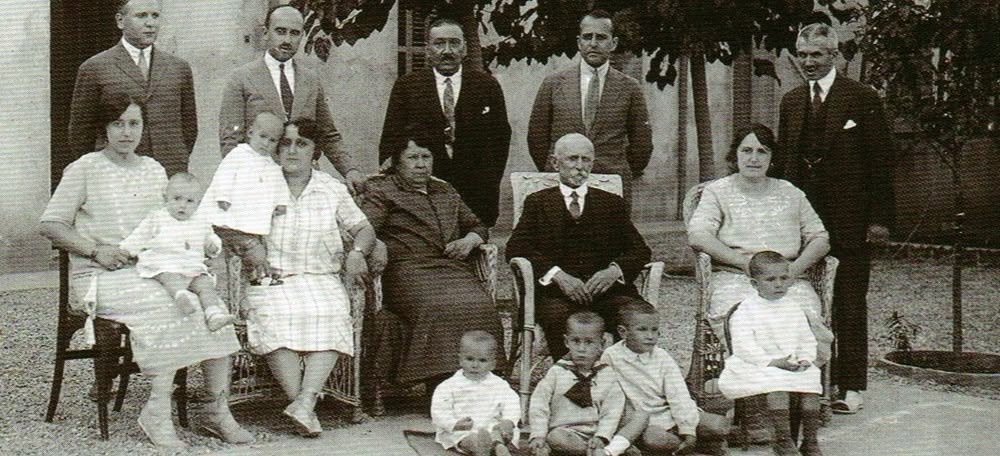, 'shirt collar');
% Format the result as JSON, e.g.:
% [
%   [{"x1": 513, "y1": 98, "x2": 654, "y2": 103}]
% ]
[
  {"x1": 433, "y1": 67, "x2": 463, "y2": 86},
  {"x1": 264, "y1": 52, "x2": 293, "y2": 72},
  {"x1": 810, "y1": 67, "x2": 837, "y2": 99},
  {"x1": 120, "y1": 38, "x2": 150, "y2": 62},
  {"x1": 559, "y1": 182, "x2": 589, "y2": 198},
  {"x1": 390, "y1": 173, "x2": 446, "y2": 195},
  {"x1": 581, "y1": 59, "x2": 610, "y2": 79}
]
